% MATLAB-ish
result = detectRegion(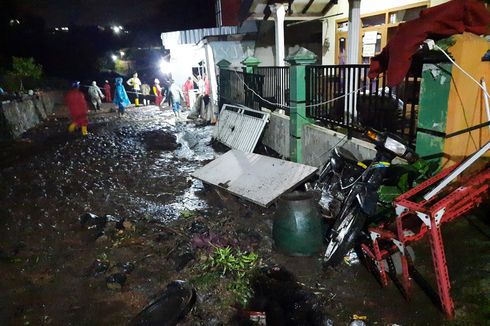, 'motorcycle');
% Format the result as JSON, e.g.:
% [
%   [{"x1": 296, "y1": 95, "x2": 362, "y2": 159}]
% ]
[{"x1": 315, "y1": 129, "x2": 417, "y2": 266}]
